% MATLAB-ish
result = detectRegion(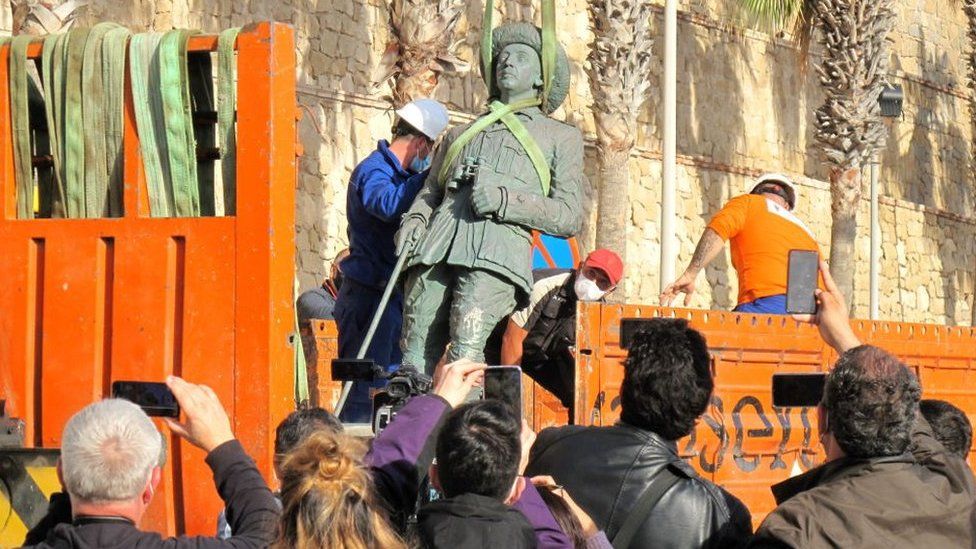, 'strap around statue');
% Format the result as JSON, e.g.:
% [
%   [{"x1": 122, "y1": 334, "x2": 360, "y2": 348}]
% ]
[
  {"x1": 437, "y1": 99, "x2": 552, "y2": 197},
  {"x1": 460, "y1": 0, "x2": 557, "y2": 197}
]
